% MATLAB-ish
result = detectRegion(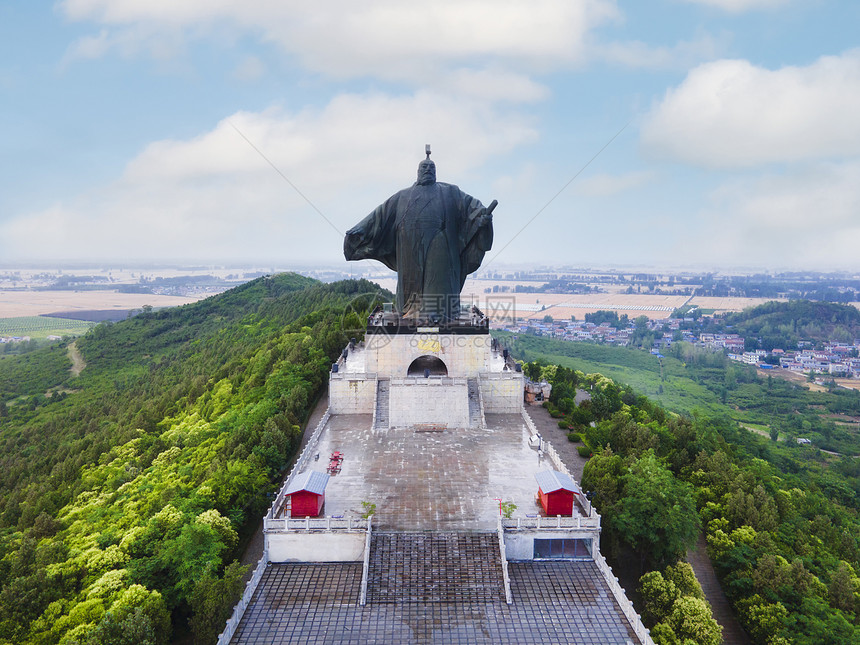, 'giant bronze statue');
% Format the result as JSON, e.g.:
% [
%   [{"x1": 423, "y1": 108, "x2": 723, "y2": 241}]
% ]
[{"x1": 344, "y1": 146, "x2": 496, "y2": 322}]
